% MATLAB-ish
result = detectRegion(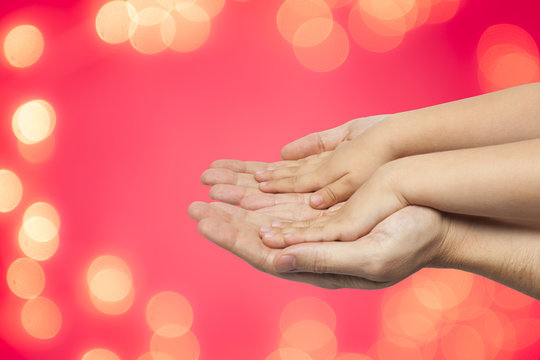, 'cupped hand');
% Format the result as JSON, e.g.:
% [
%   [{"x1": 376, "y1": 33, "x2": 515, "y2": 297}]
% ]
[{"x1": 189, "y1": 201, "x2": 449, "y2": 289}]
